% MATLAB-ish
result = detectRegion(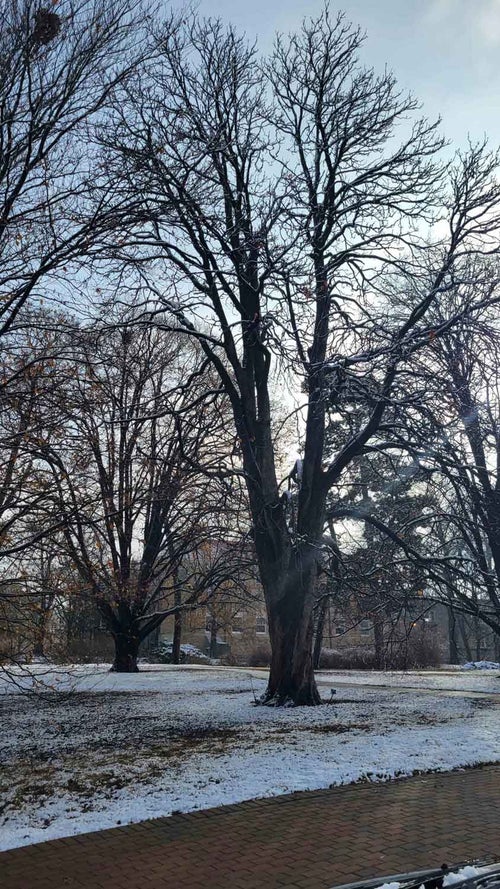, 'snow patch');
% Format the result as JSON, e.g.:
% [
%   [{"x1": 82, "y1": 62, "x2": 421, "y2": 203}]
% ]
[{"x1": 443, "y1": 867, "x2": 482, "y2": 885}]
